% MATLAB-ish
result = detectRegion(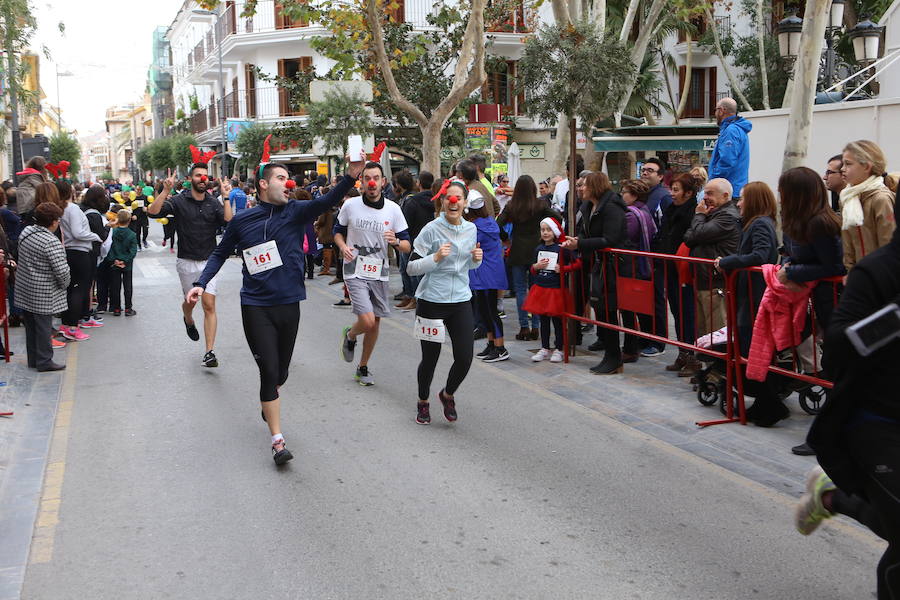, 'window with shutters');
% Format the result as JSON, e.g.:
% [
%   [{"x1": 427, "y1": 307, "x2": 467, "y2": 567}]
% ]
[
  {"x1": 482, "y1": 61, "x2": 523, "y2": 117},
  {"x1": 275, "y1": 2, "x2": 308, "y2": 29},
  {"x1": 277, "y1": 57, "x2": 313, "y2": 116}
]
